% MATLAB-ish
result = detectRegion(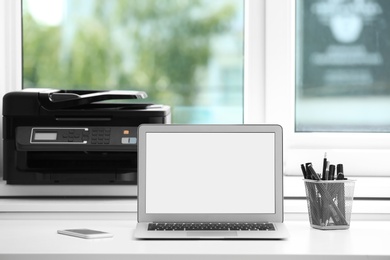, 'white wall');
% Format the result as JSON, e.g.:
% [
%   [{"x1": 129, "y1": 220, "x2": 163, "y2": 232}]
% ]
[
  {"x1": 0, "y1": 0, "x2": 22, "y2": 176},
  {"x1": 0, "y1": 0, "x2": 7, "y2": 94},
  {"x1": 0, "y1": 0, "x2": 7, "y2": 174}
]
